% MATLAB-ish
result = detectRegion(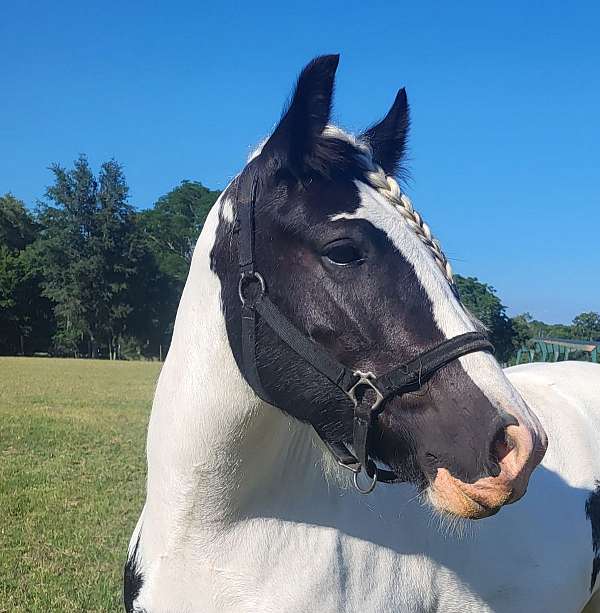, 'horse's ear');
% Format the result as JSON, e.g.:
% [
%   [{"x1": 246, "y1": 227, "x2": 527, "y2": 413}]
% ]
[
  {"x1": 261, "y1": 54, "x2": 339, "y2": 176},
  {"x1": 361, "y1": 88, "x2": 410, "y2": 177}
]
